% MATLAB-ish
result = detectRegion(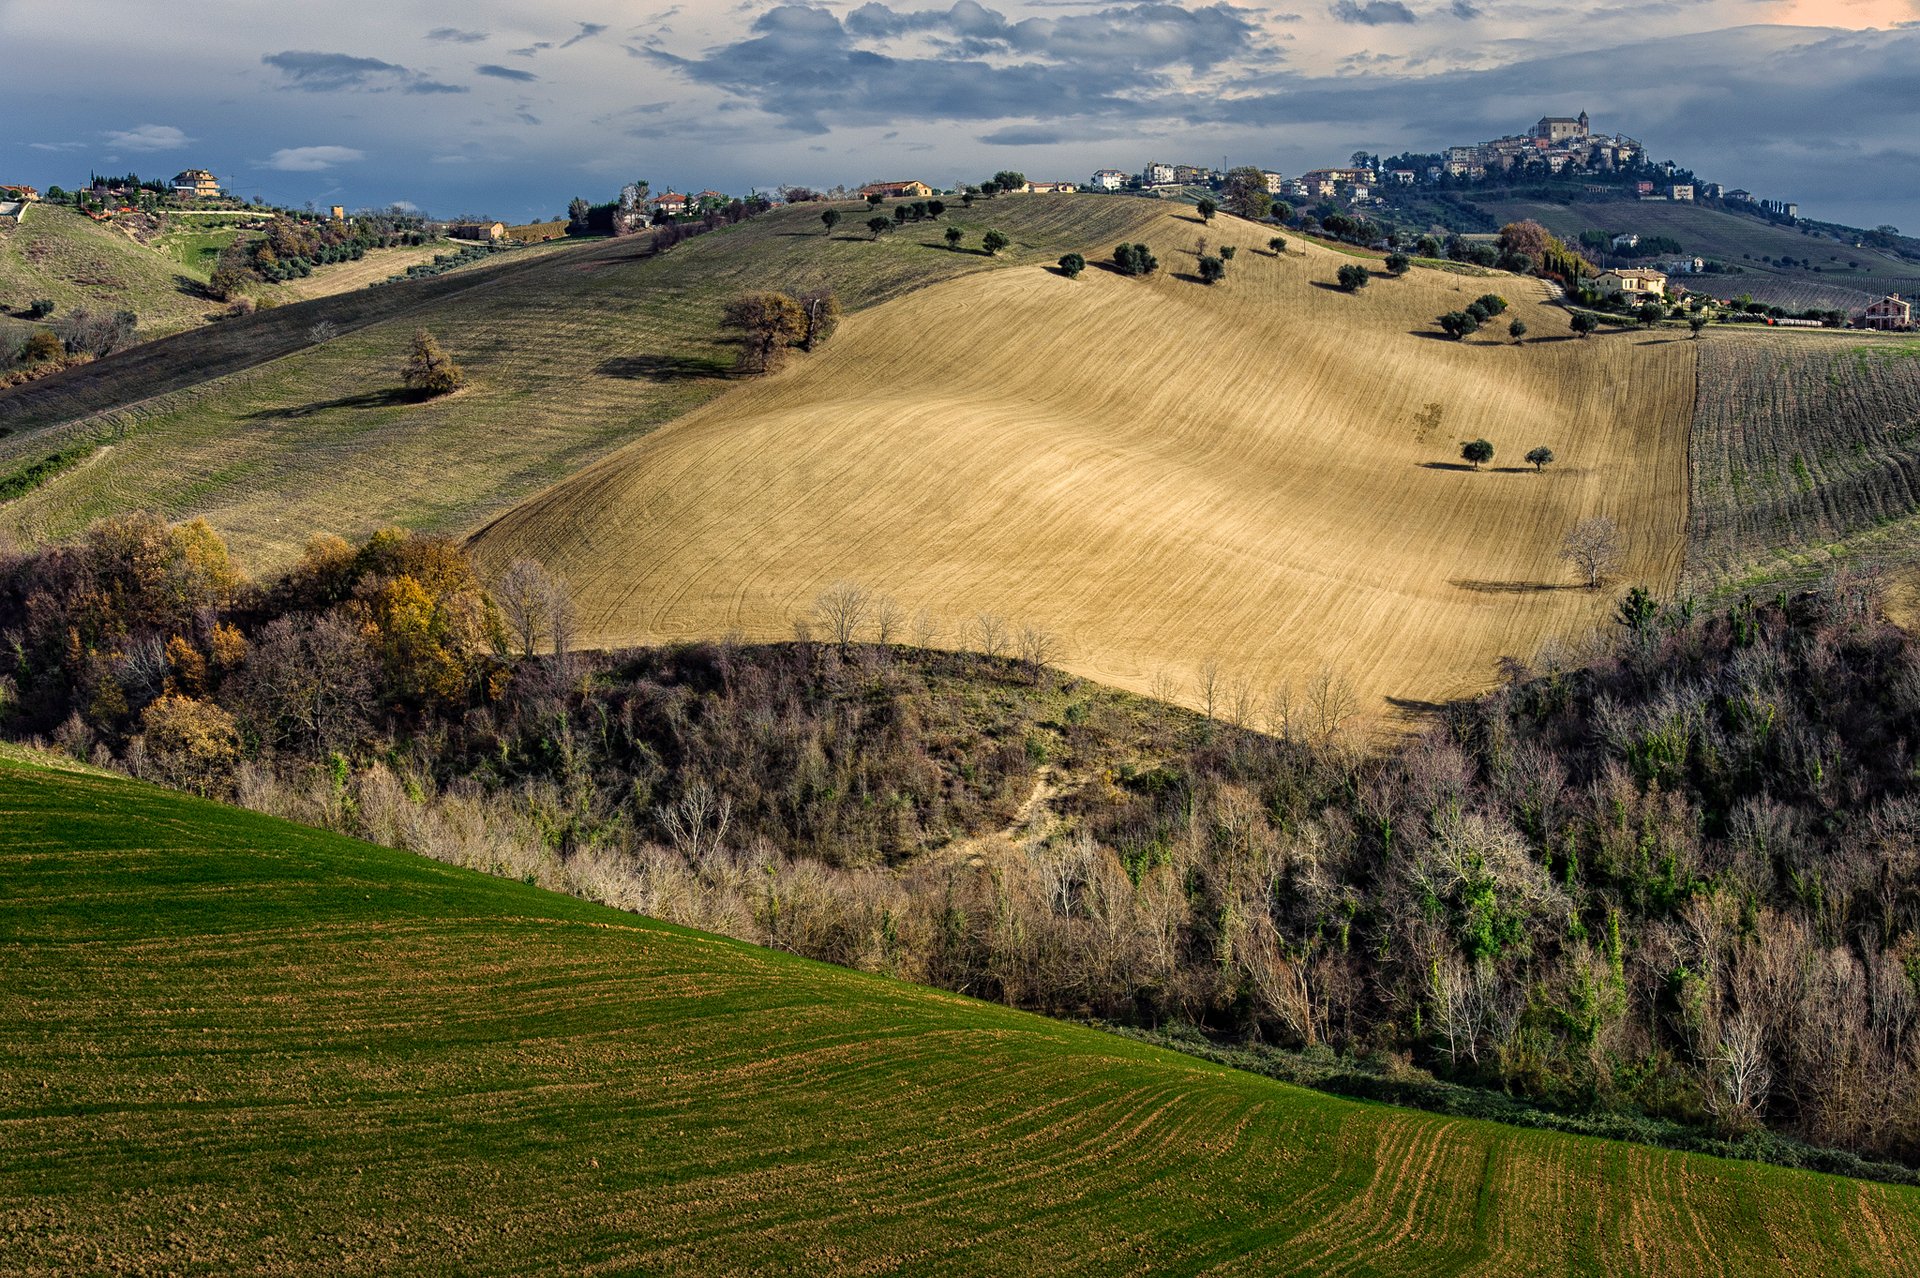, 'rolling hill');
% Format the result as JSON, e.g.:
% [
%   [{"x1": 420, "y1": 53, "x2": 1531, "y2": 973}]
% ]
[
  {"x1": 0, "y1": 203, "x2": 457, "y2": 340},
  {"x1": 471, "y1": 206, "x2": 1694, "y2": 721},
  {"x1": 1470, "y1": 196, "x2": 1920, "y2": 313},
  {"x1": 0, "y1": 197, "x2": 1163, "y2": 565},
  {"x1": 4, "y1": 746, "x2": 1917, "y2": 1275}
]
